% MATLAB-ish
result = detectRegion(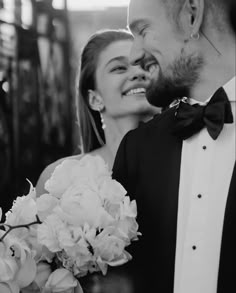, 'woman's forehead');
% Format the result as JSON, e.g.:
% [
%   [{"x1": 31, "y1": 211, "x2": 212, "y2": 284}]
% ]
[{"x1": 97, "y1": 39, "x2": 133, "y2": 69}]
